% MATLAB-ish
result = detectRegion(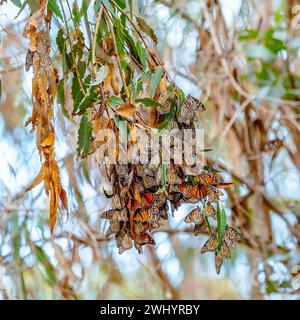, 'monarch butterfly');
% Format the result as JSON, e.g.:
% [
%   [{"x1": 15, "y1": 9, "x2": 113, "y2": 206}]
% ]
[
  {"x1": 128, "y1": 199, "x2": 138, "y2": 211},
  {"x1": 105, "y1": 220, "x2": 120, "y2": 237},
  {"x1": 200, "y1": 233, "x2": 218, "y2": 254},
  {"x1": 168, "y1": 184, "x2": 181, "y2": 194},
  {"x1": 182, "y1": 196, "x2": 199, "y2": 204},
  {"x1": 203, "y1": 203, "x2": 217, "y2": 219},
  {"x1": 134, "y1": 209, "x2": 155, "y2": 223},
  {"x1": 117, "y1": 233, "x2": 133, "y2": 254},
  {"x1": 118, "y1": 208, "x2": 129, "y2": 222},
  {"x1": 223, "y1": 225, "x2": 241, "y2": 248},
  {"x1": 100, "y1": 209, "x2": 117, "y2": 220},
  {"x1": 198, "y1": 172, "x2": 218, "y2": 185},
  {"x1": 179, "y1": 183, "x2": 208, "y2": 199},
  {"x1": 178, "y1": 95, "x2": 205, "y2": 125},
  {"x1": 112, "y1": 194, "x2": 126, "y2": 209},
  {"x1": 167, "y1": 163, "x2": 182, "y2": 185},
  {"x1": 141, "y1": 193, "x2": 157, "y2": 207},
  {"x1": 115, "y1": 164, "x2": 128, "y2": 178},
  {"x1": 134, "y1": 241, "x2": 143, "y2": 254},
  {"x1": 142, "y1": 175, "x2": 159, "y2": 189},
  {"x1": 194, "y1": 219, "x2": 209, "y2": 235},
  {"x1": 207, "y1": 188, "x2": 223, "y2": 202},
  {"x1": 25, "y1": 49, "x2": 34, "y2": 71},
  {"x1": 142, "y1": 221, "x2": 158, "y2": 231},
  {"x1": 184, "y1": 208, "x2": 203, "y2": 223},
  {"x1": 136, "y1": 232, "x2": 155, "y2": 245},
  {"x1": 151, "y1": 193, "x2": 167, "y2": 208},
  {"x1": 220, "y1": 241, "x2": 231, "y2": 258},
  {"x1": 215, "y1": 252, "x2": 223, "y2": 275}
]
